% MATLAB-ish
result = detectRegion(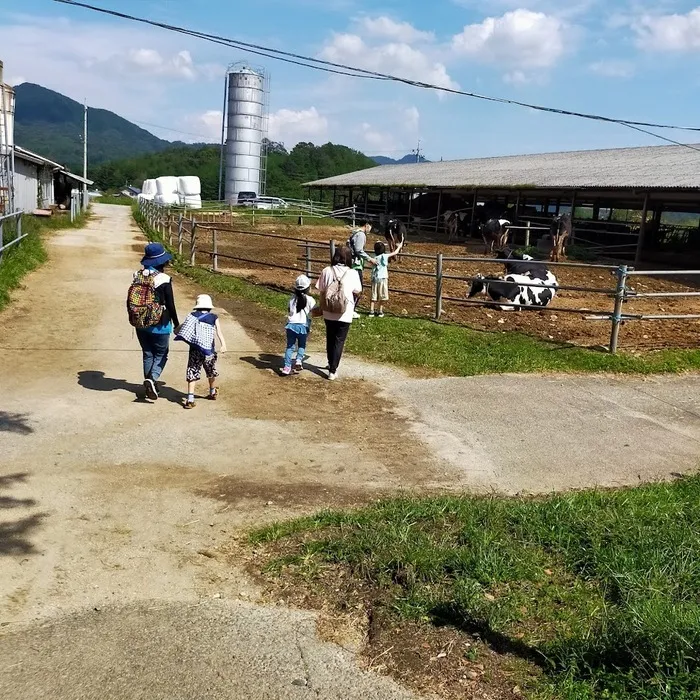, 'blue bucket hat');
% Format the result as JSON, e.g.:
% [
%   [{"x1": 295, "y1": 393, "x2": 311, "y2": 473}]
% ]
[{"x1": 141, "y1": 242, "x2": 172, "y2": 268}]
